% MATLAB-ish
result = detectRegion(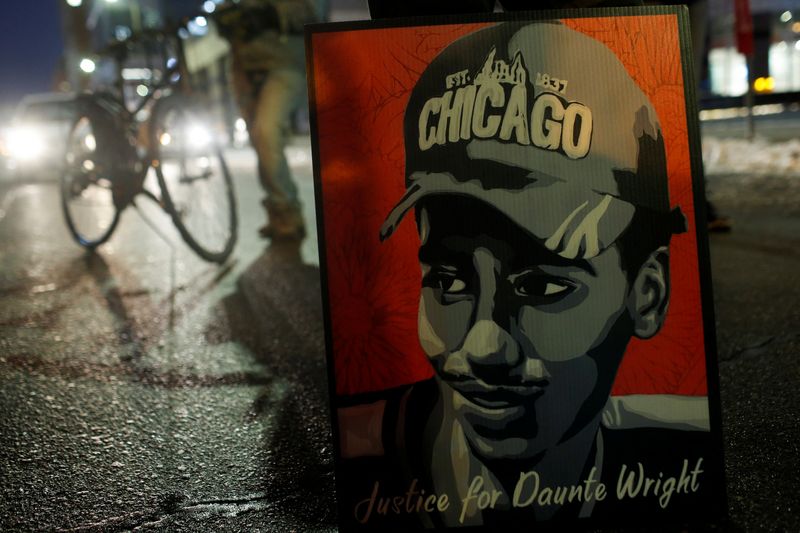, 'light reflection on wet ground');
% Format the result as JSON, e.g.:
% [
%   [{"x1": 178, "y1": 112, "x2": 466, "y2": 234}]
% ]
[{"x1": 0, "y1": 140, "x2": 336, "y2": 531}]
